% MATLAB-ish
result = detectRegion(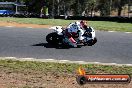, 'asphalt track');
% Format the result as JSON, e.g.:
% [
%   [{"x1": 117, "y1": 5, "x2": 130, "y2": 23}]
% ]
[{"x1": 0, "y1": 27, "x2": 132, "y2": 64}]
